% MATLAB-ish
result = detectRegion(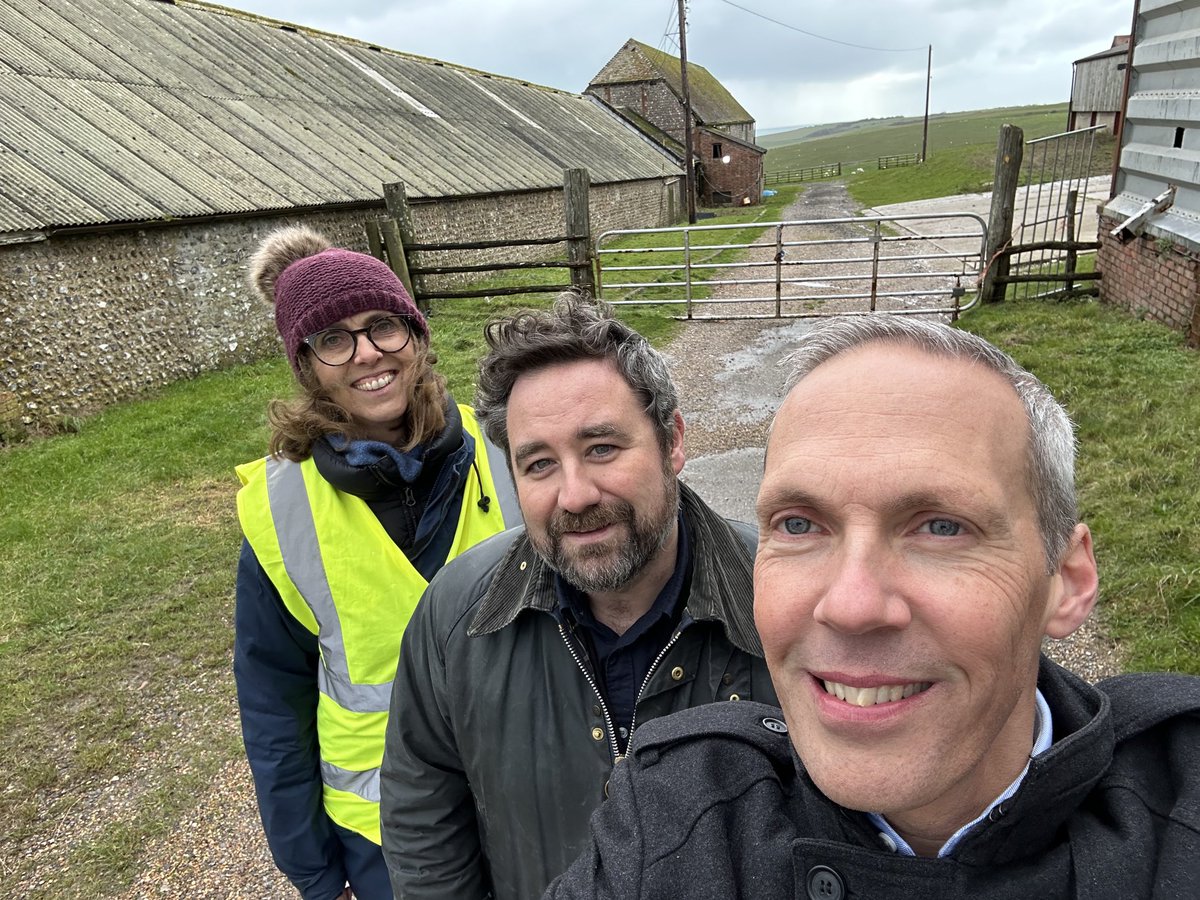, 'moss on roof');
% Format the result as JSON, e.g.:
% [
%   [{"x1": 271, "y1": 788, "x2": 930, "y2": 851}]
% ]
[
  {"x1": 612, "y1": 107, "x2": 685, "y2": 158},
  {"x1": 627, "y1": 40, "x2": 752, "y2": 126}
]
